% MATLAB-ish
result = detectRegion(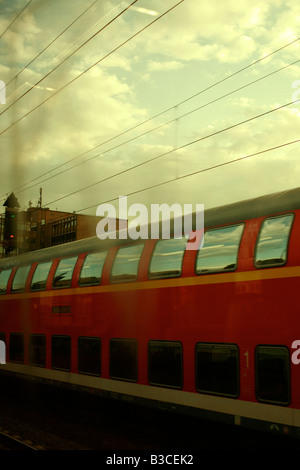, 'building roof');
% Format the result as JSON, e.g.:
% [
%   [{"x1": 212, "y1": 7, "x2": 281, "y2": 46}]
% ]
[{"x1": 3, "y1": 192, "x2": 20, "y2": 208}]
